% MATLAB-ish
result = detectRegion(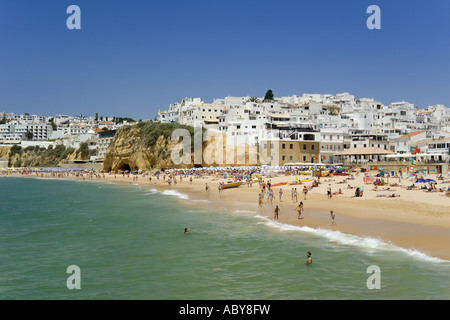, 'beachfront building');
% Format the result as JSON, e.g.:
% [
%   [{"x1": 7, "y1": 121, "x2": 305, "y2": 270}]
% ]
[
  {"x1": 94, "y1": 129, "x2": 116, "y2": 161},
  {"x1": 0, "y1": 133, "x2": 22, "y2": 145},
  {"x1": 334, "y1": 147, "x2": 395, "y2": 164},
  {"x1": 425, "y1": 138, "x2": 450, "y2": 156},
  {"x1": 345, "y1": 132, "x2": 390, "y2": 151},
  {"x1": 261, "y1": 125, "x2": 320, "y2": 165},
  {"x1": 389, "y1": 130, "x2": 428, "y2": 154},
  {"x1": 155, "y1": 92, "x2": 450, "y2": 165},
  {"x1": 319, "y1": 129, "x2": 345, "y2": 164}
]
